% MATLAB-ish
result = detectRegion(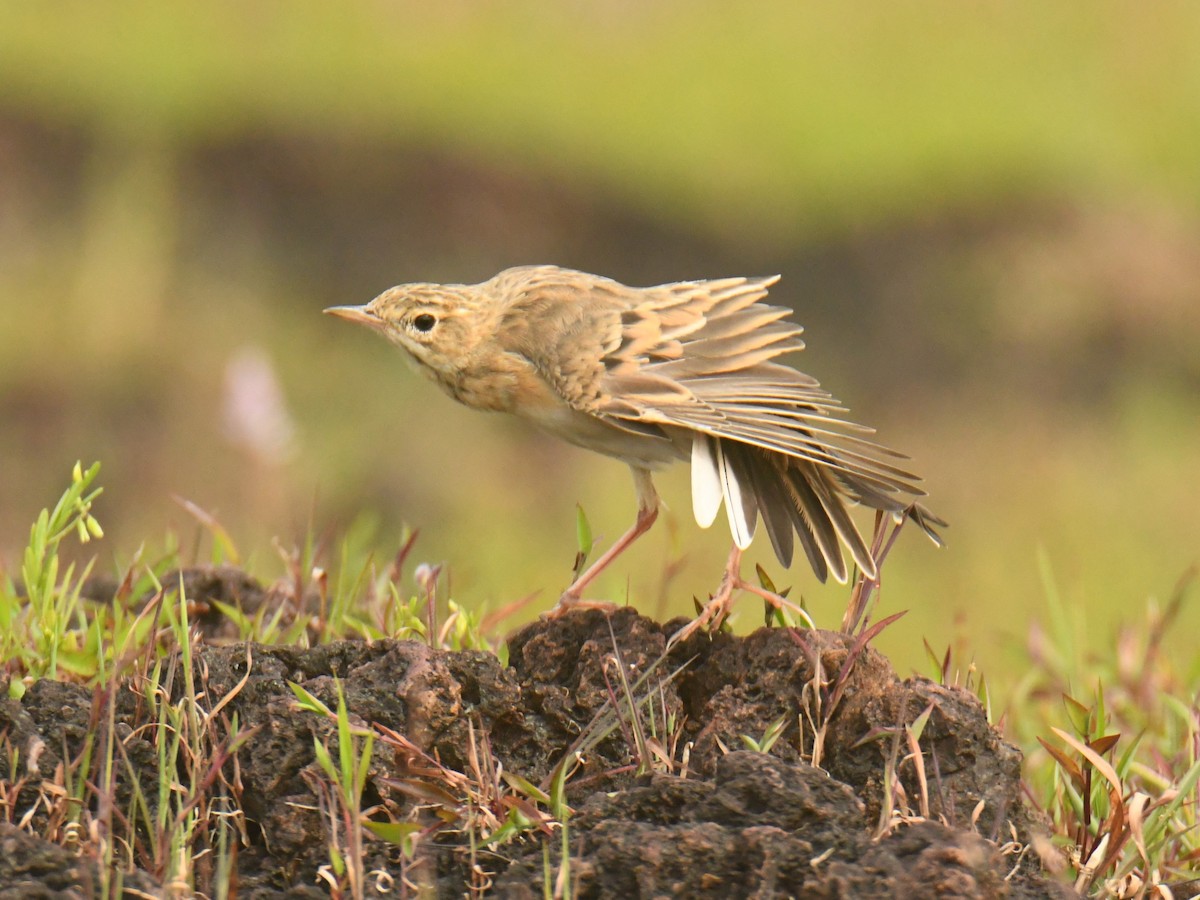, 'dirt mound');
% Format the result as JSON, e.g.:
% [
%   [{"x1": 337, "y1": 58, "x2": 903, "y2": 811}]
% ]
[{"x1": 0, "y1": 567, "x2": 1071, "y2": 897}]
